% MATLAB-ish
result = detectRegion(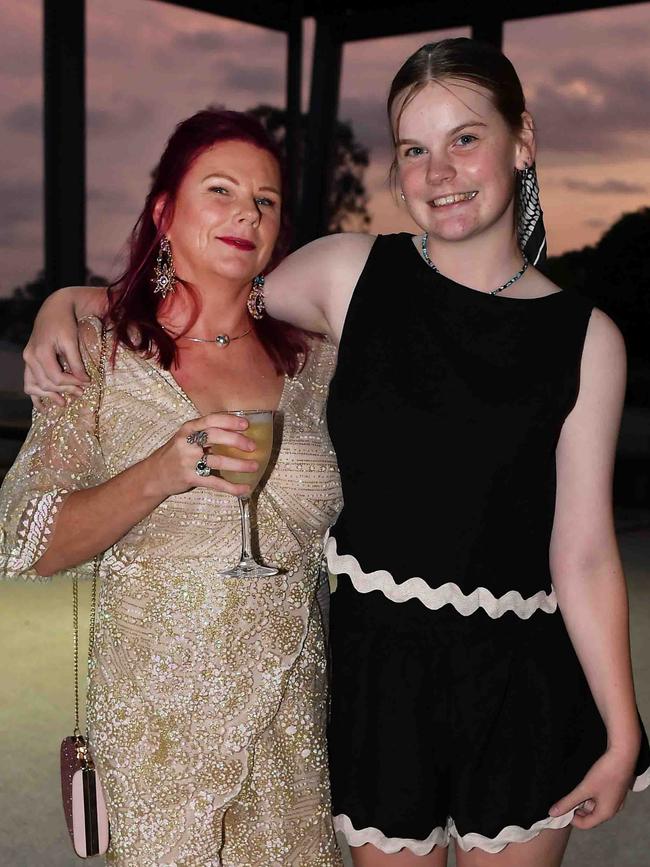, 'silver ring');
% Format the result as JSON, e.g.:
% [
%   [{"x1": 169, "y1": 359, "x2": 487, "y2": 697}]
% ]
[
  {"x1": 187, "y1": 430, "x2": 208, "y2": 447},
  {"x1": 195, "y1": 457, "x2": 211, "y2": 478}
]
